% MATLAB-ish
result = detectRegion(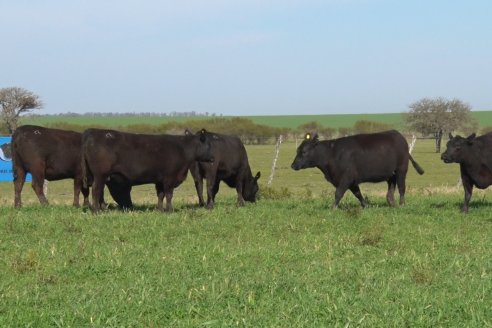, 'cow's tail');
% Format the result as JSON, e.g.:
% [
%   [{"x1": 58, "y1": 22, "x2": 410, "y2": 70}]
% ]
[
  {"x1": 409, "y1": 154, "x2": 424, "y2": 175},
  {"x1": 81, "y1": 139, "x2": 91, "y2": 189},
  {"x1": 11, "y1": 130, "x2": 21, "y2": 182}
]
